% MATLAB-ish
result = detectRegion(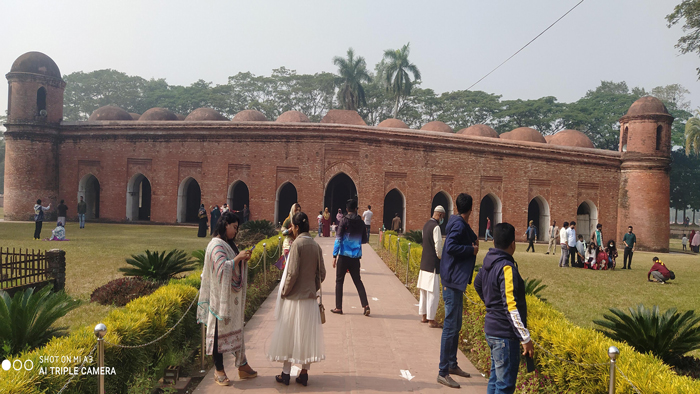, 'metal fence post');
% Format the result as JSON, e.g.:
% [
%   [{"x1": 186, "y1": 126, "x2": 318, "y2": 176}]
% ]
[
  {"x1": 200, "y1": 323, "x2": 206, "y2": 373},
  {"x1": 94, "y1": 323, "x2": 107, "y2": 394},
  {"x1": 263, "y1": 243, "x2": 267, "y2": 284},
  {"x1": 396, "y1": 237, "x2": 400, "y2": 273},
  {"x1": 406, "y1": 243, "x2": 411, "y2": 287},
  {"x1": 608, "y1": 346, "x2": 619, "y2": 394},
  {"x1": 278, "y1": 237, "x2": 282, "y2": 260}
]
